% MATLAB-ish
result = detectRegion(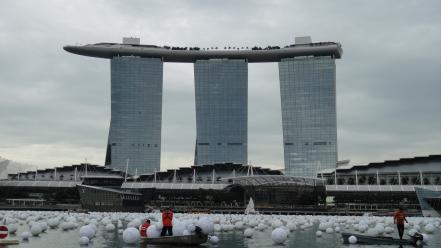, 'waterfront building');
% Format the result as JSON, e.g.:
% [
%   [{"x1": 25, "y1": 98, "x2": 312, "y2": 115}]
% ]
[
  {"x1": 194, "y1": 59, "x2": 248, "y2": 165},
  {"x1": 279, "y1": 38, "x2": 338, "y2": 177},
  {"x1": 105, "y1": 55, "x2": 163, "y2": 175},
  {"x1": 64, "y1": 37, "x2": 342, "y2": 175}
]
